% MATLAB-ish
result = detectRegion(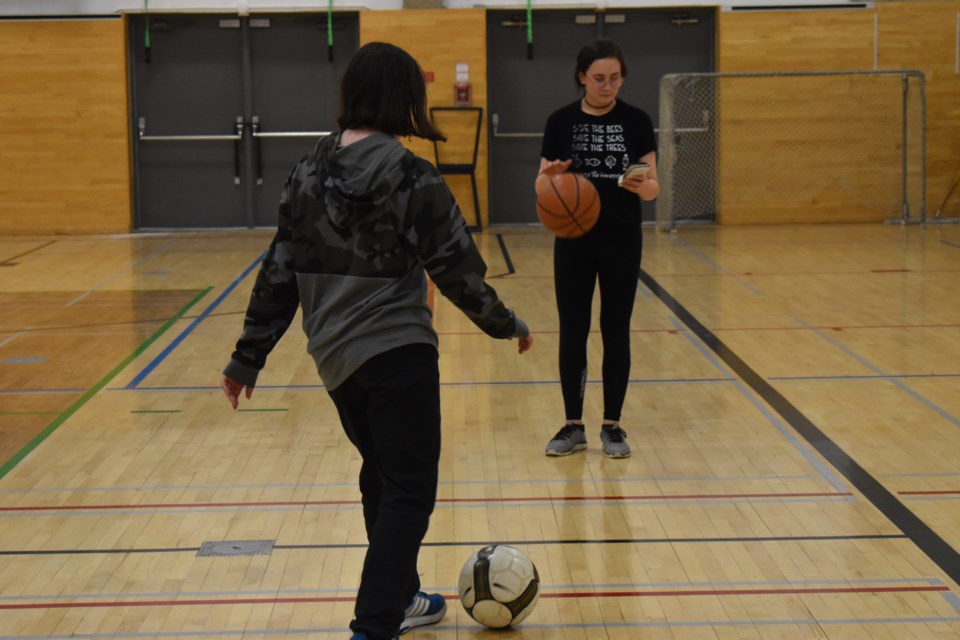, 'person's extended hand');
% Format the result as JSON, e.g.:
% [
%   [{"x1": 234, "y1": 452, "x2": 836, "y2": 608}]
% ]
[
  {"x1": 220, "y1": 374, "x2": 253, "y2": 410},
  {"x1": 538, "y1": 159, "x2": 572, "y2": 176},
  {"x1": 516, "y1": 335, "x2": 533, "y2": 354}
]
